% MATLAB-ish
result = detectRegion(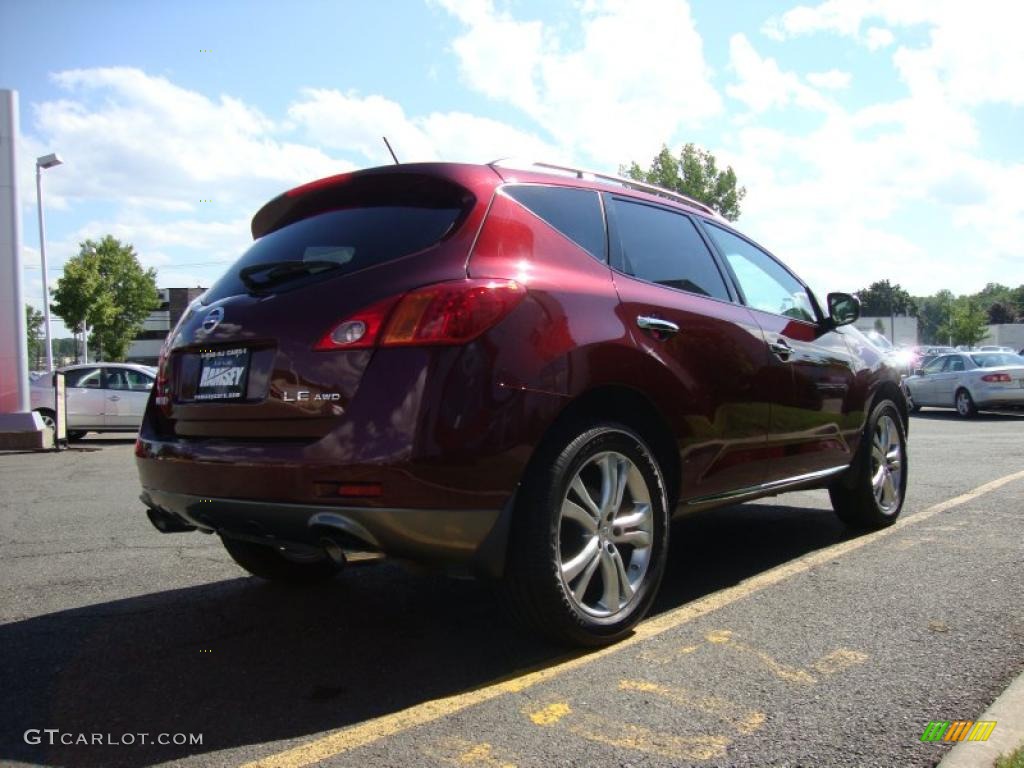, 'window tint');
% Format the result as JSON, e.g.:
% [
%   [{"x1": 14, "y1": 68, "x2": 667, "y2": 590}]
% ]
[
  {"x1": 504, "y1": 185, "x2": 605, "y2": 260},
  {"x1": 105, "y1": 368, "x2": 154, "y2": 391},
  {"x1": 66, "y1": 368, "x2": 102, "y2": 388},
  {"x1": 207, "y1": 175, "x2": 471, "y2": 301},
  {"x1": 610, "y1": 198, "x2": 730, "y2": 300},
  {"x1": 704, "y1": 223, "x2": 816, "y2": 322},
  {"x1": 943, "y1": 356, "x2": 967, "y2": 372}
]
